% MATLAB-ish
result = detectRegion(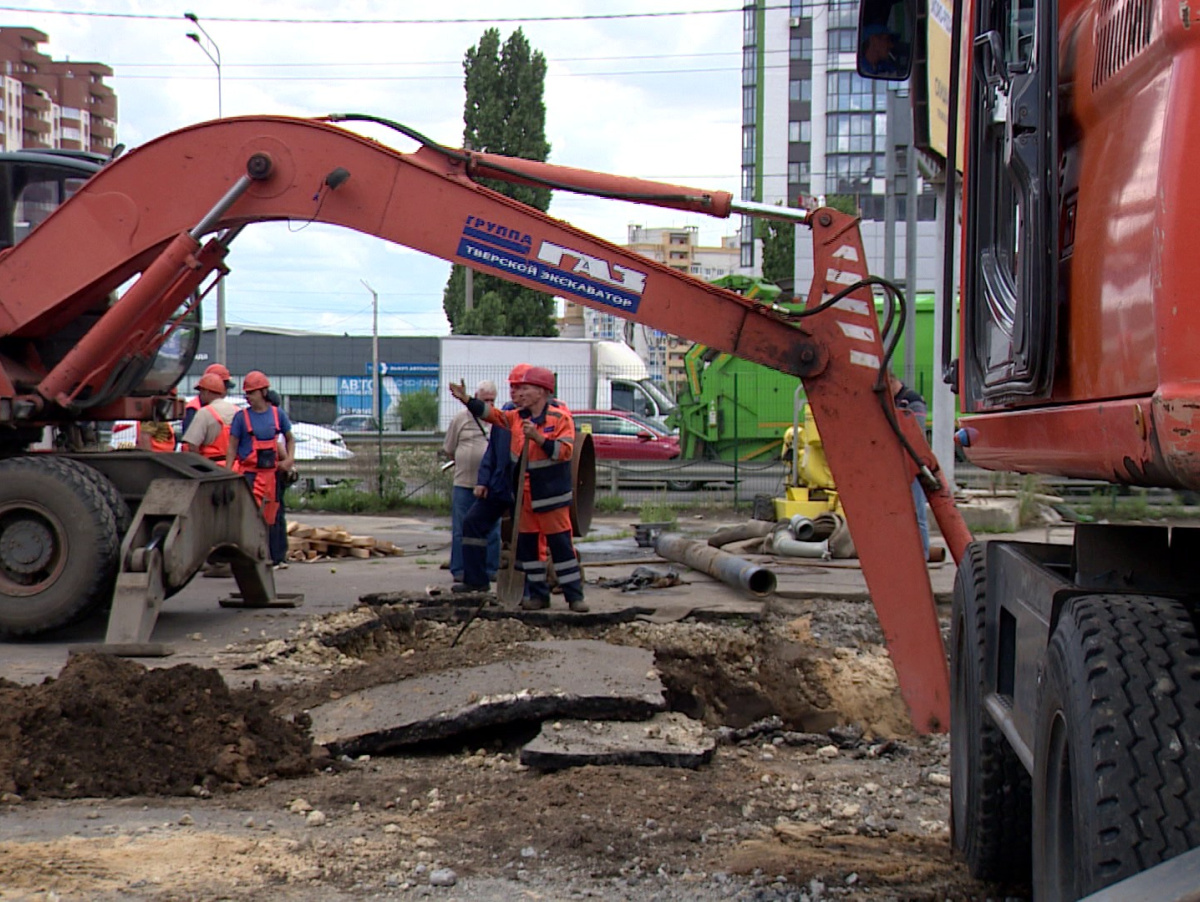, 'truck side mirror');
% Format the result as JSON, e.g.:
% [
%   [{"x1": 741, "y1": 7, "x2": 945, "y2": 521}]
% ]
[{"x1": 857, "y1": 0, "x2": 915, "y2": 81}]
